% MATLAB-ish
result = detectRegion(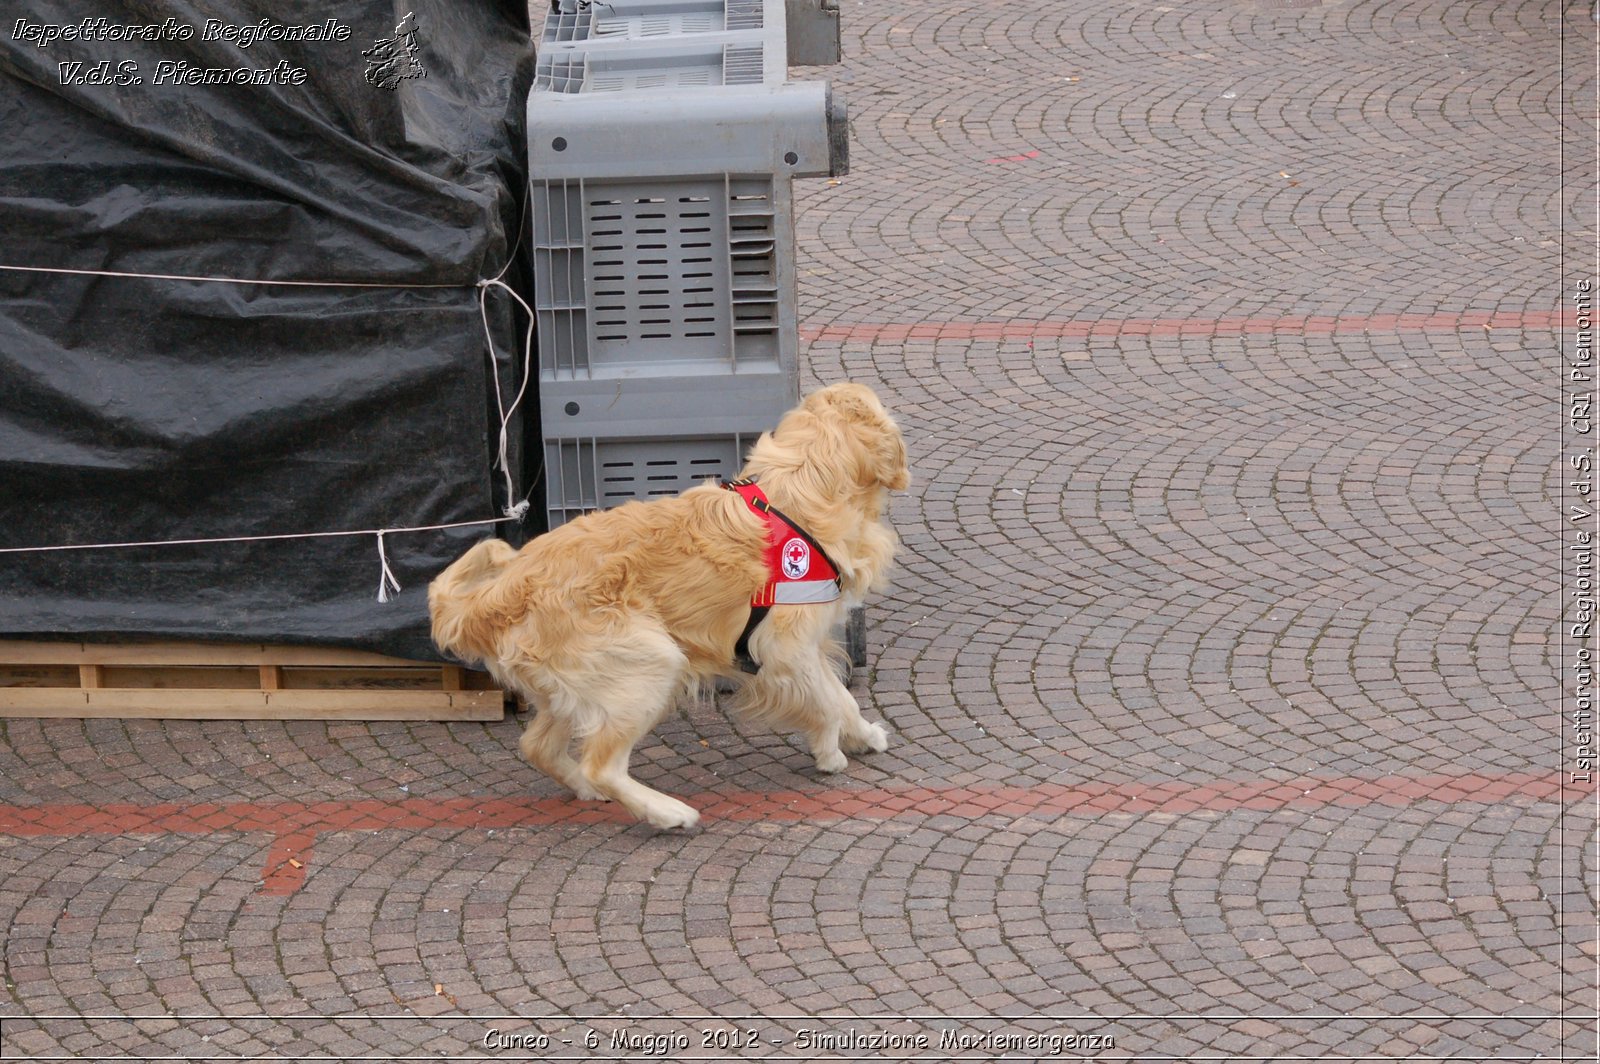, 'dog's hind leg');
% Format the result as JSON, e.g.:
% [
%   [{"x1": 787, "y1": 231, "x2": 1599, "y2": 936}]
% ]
[
  {"x1": 518, "y1": 709, "x2": 607, "y2": 802},
  {"x1": 578, "y1": 716, "x2": 700, "y2": 830},
  {"x1": 567, "y1": 632, "x2": 701, "y2": 830}
]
